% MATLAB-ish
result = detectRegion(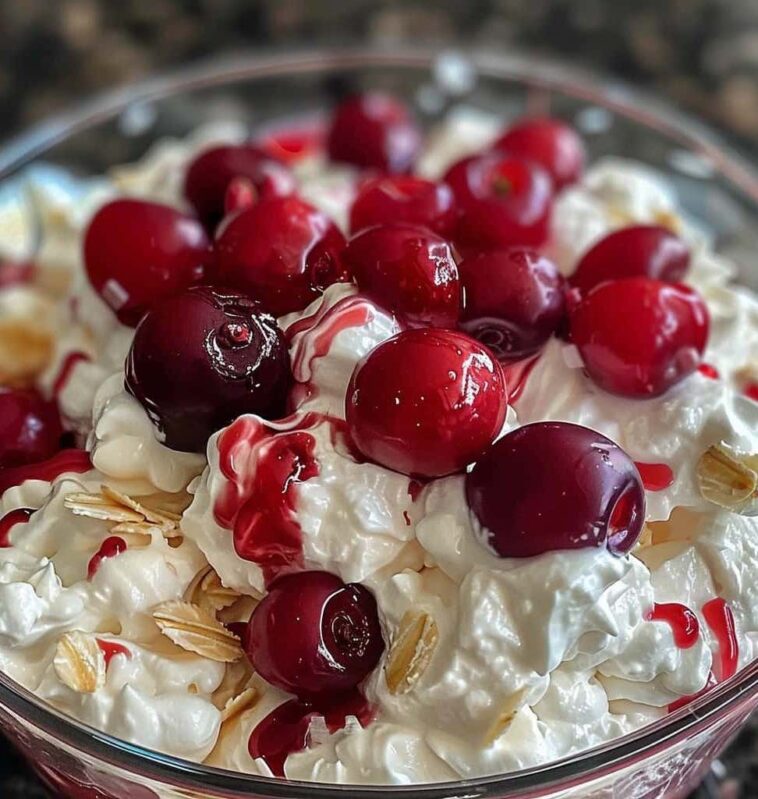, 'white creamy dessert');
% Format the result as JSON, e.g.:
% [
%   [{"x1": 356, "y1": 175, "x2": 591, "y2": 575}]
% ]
[{"x1": 0, "y1": 97, "x2": 756, "y2": 788}]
